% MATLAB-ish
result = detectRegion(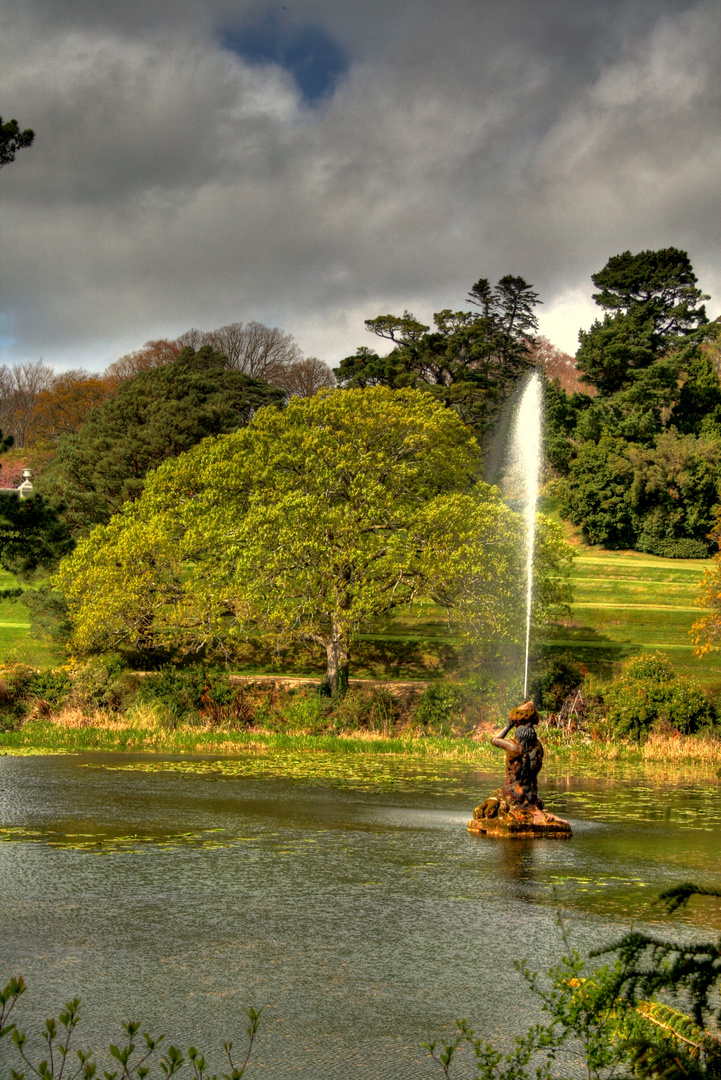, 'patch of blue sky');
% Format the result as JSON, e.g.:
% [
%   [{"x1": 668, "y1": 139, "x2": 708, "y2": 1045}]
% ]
[
  {"x1": 221, "y1": 11, "x2": 349, "y2": 105},
  {"x1": 0, "y1": 317, "x2": 17, "y2": 359}
]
